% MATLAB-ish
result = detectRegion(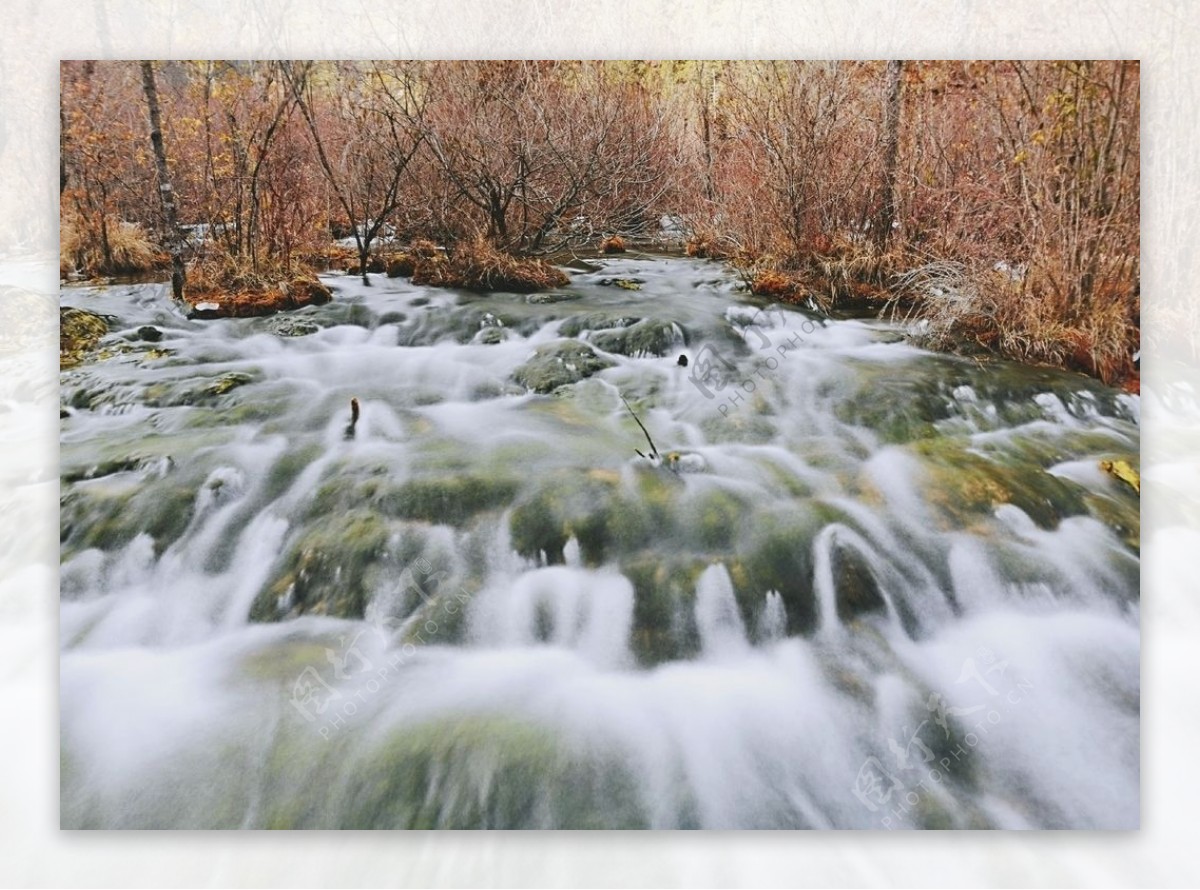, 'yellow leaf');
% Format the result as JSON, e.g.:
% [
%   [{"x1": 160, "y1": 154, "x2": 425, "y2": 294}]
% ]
[{"x1": 1100, "y1": 459, "x2": 1140, "y2": 494}]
